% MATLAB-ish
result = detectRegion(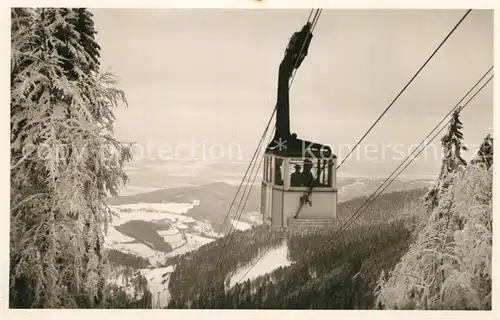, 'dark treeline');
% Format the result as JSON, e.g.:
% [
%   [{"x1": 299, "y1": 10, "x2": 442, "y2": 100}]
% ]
[
  {"x1": 167, "y1": 225, "x2": 287, "y2": 306},
  {"x1": 167, "y1": 188, "x2": 426, "y2": 309},
  {"x1": 115, "y1": 220, "x2": 173, "y2": 253},
  {"x1": 107, "y1": 249, "x2": 151, "y2": 269}
]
